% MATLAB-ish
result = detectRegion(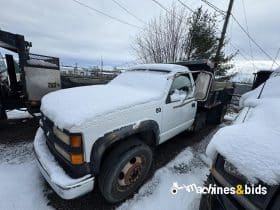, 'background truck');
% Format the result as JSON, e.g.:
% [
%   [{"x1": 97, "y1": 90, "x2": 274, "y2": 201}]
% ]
[
  {"x1": 0, "y1": 29, "x2": 119, "y2": 120},
  {"x1": 200, "y1": 69, "x2": 280, "y2": 210},
  {"x1": 34, "y1": 61, "x2": 234, "y2": 203},
  {"x1": 0, "y1": 30, "x2": 61, "y2": 119}
]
